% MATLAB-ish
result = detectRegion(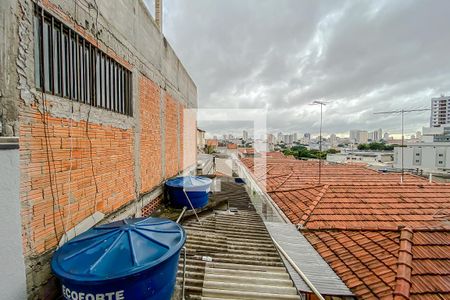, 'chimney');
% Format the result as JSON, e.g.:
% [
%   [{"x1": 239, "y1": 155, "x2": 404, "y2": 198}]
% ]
[{"x1": 155, "y1": 0, "x2": 162, "y2": 32}]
